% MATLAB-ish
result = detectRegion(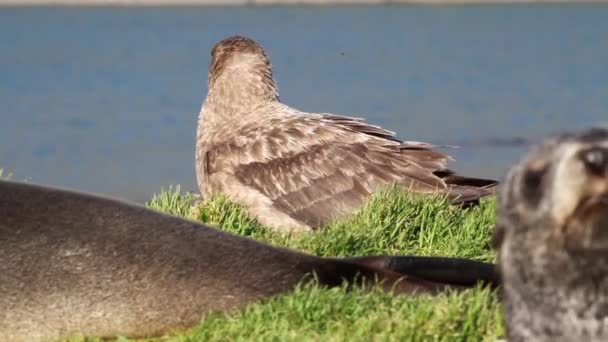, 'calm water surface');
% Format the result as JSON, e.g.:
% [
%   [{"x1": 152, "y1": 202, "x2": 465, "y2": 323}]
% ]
[{"x1": 1, "y1": 5, "x2": 607, "y2": 201}]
